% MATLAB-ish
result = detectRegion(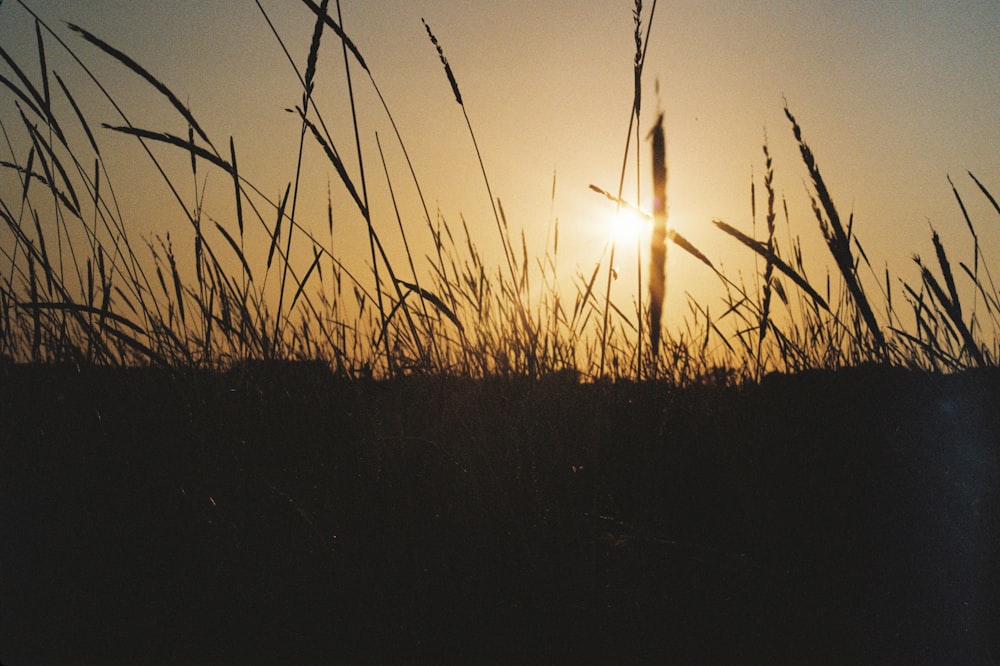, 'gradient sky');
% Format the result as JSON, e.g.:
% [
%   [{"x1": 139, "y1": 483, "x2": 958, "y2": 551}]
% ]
[{"x1": 2, "y1": 1, "x2": 998, "y2": 335}]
